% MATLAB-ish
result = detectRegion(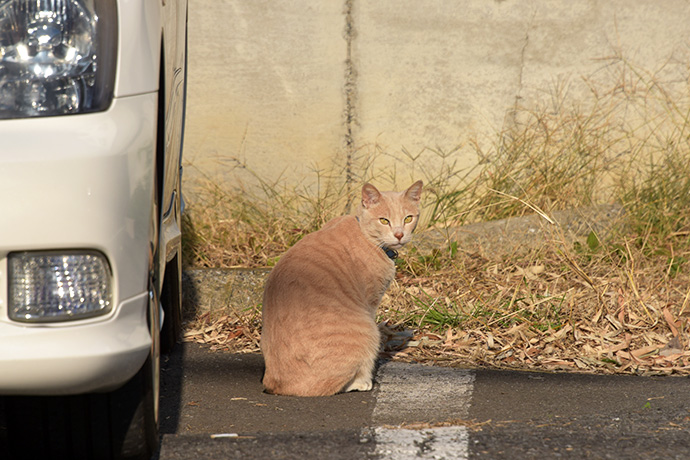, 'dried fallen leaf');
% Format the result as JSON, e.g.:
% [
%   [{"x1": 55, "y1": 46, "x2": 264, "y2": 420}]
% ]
[
  {"x1": 631, "y1": 345, "x2": 660, "y2": 358},
  {"x1": 659, "y1": 336, "x2": 685, "y2": 357},
  {"x1": 663, "y1": 307, "x2": 681, "y2": 337}
]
